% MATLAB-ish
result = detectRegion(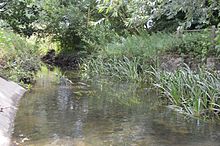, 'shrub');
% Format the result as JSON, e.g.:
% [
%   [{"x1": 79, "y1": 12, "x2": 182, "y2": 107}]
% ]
[{"x1": 0, "y1": 28, "x2": 40, "y2": 84}]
